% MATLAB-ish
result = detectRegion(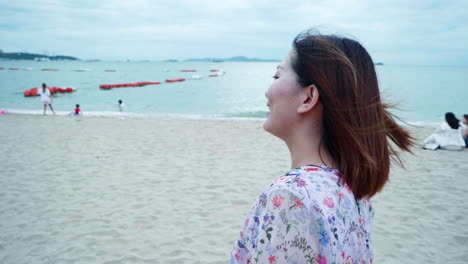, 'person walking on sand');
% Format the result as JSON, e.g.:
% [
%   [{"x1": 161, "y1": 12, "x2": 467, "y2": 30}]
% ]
[
  {"x1": 38, "y1": 83, "x2": 55, "y2": 115},
  {"x1": 230, "y1": 29, "x2": 414, "y2": 264}
]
